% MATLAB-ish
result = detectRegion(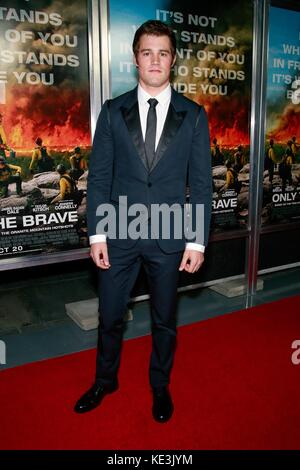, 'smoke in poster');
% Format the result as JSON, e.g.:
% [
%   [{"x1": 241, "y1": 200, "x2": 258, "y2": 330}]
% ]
[{"x1": 262, "y1": 5, "x2": 300, "y2": 226}]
